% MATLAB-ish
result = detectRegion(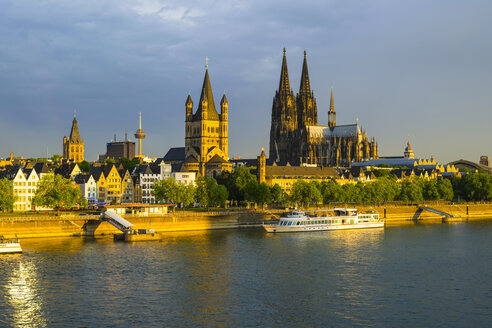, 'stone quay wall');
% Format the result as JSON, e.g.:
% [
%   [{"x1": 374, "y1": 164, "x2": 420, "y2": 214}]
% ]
[{"x1": 0, "y1": 204, "x2": 491, "y2": 239}]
